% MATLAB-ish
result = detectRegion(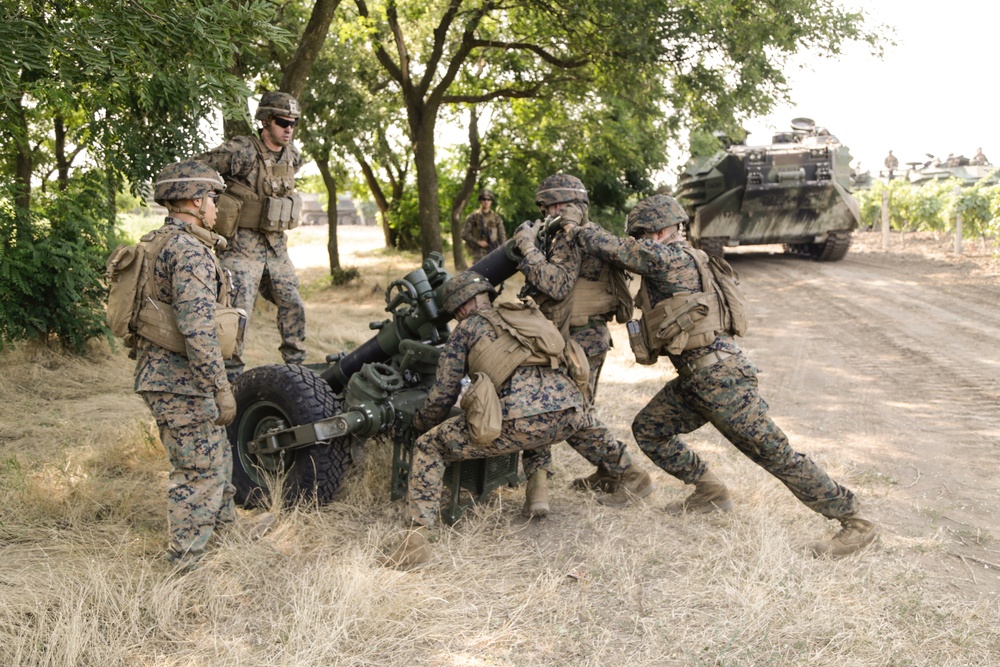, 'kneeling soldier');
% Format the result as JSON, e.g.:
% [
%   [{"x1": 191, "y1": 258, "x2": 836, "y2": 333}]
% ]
[{"x1": 384, "y1": 271, "x2": 652, "y2": 569}]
